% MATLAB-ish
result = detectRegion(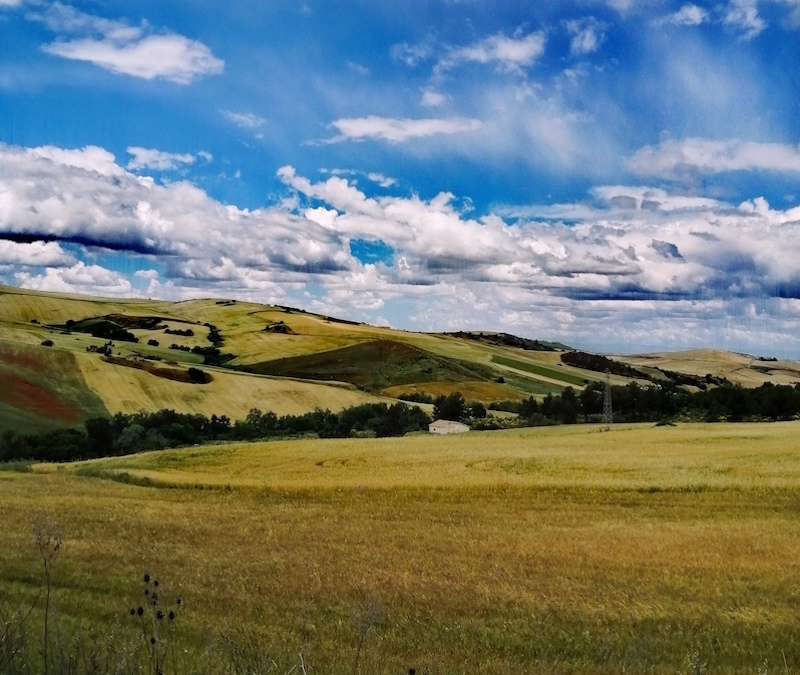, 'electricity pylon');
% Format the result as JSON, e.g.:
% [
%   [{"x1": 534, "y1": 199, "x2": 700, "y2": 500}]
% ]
[{"x1": 602, "y1": 370, "x2": 613, "y2": 431}]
